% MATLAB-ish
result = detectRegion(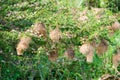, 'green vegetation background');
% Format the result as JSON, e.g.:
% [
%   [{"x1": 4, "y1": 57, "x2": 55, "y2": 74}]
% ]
[{"x1": 0, "y1": 0, "x2": 120, "y2": 80}]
